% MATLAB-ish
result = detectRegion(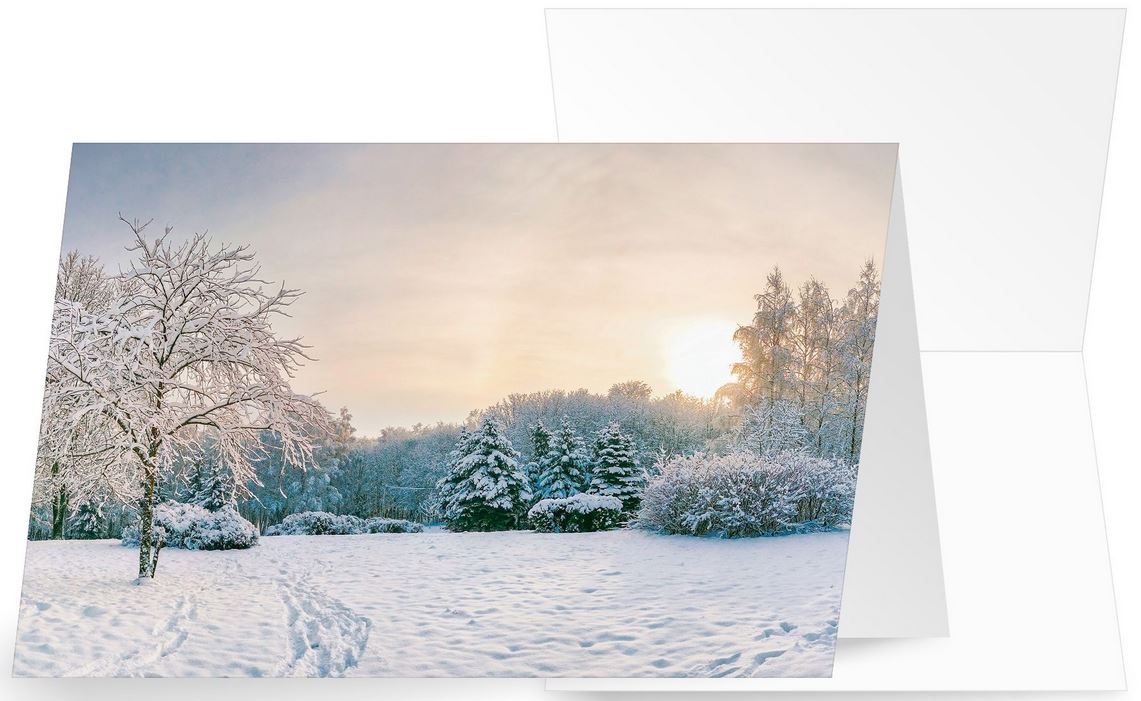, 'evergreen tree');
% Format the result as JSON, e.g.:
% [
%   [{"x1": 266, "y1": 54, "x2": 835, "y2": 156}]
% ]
[
  {"x1": 435, "y1": 426, "x2": 471, "y2": 521},
  {"x1": 587, "y1": 421, "x2": 644, "y2": 514},
  {"x1": 69, "y1": 499, "x2": 103, "y2": 539},
  {"x1": 524, "y1": 421, "x2": 554, "y2": 497},
  {"x1": 437, "y1": 418, "x2": 530, "y2": 531},
  {"x1": 187, "y1": 461, "x2": 206, "y2": 502},
  {"x1": 194, "y1": 463, "x2": 233, "y2": 512},
  {"x1": 537, "y1": 416, "x2": 588, "y2": 500}
]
